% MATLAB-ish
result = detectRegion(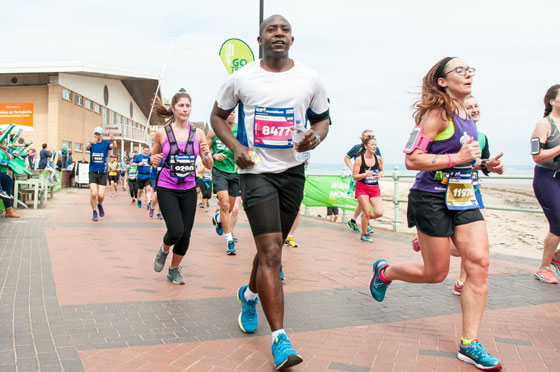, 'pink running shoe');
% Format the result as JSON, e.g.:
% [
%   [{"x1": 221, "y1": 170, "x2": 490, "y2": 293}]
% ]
[
  {"x1": 534, "y1": 267, "x2": 558, "y2": 284},
  {"x1": 551, "y1": 254, "x2": 560, "y2": 275},
  {"x1": 412, "y1": 235, "x2": 420, "y2": 252}
]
